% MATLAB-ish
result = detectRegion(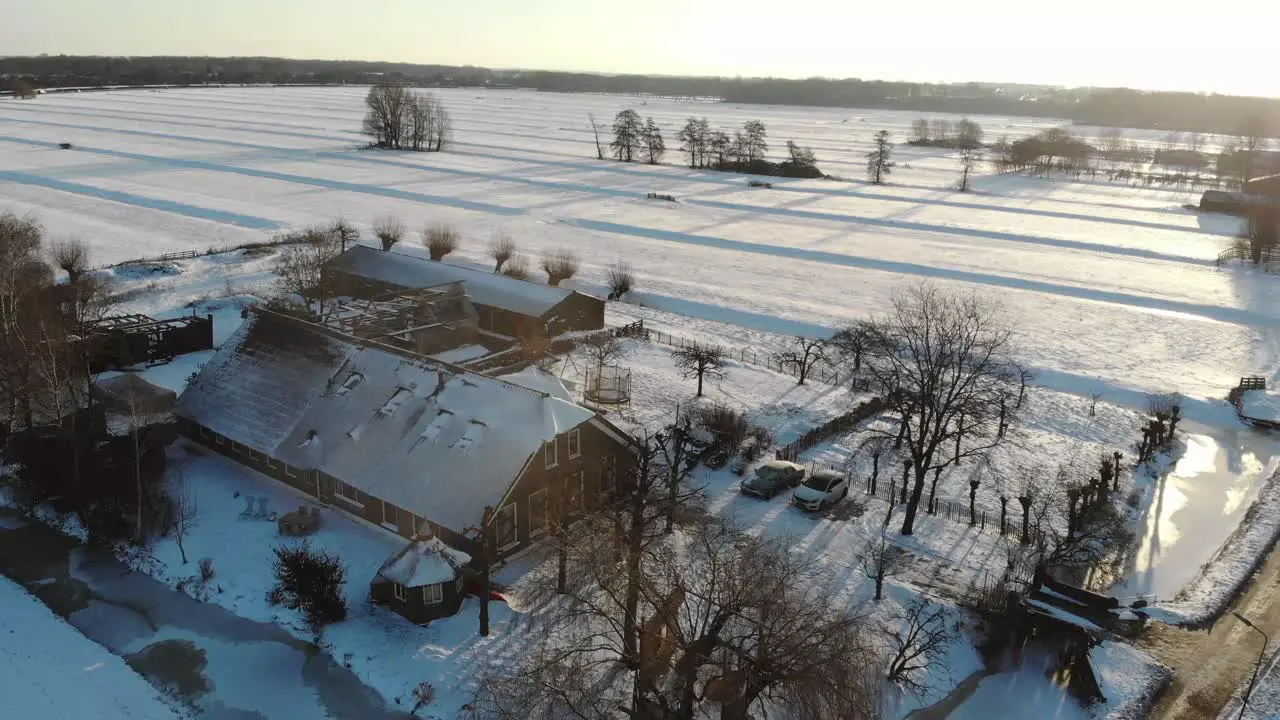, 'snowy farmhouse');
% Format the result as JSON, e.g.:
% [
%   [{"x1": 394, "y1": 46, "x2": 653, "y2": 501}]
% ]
[
  {"x1": 324, "y1": 245, "x2": 606, "y2": 340},
  {"x1": 174, "y1": 308, "x2": 635, "y2": 622}
]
